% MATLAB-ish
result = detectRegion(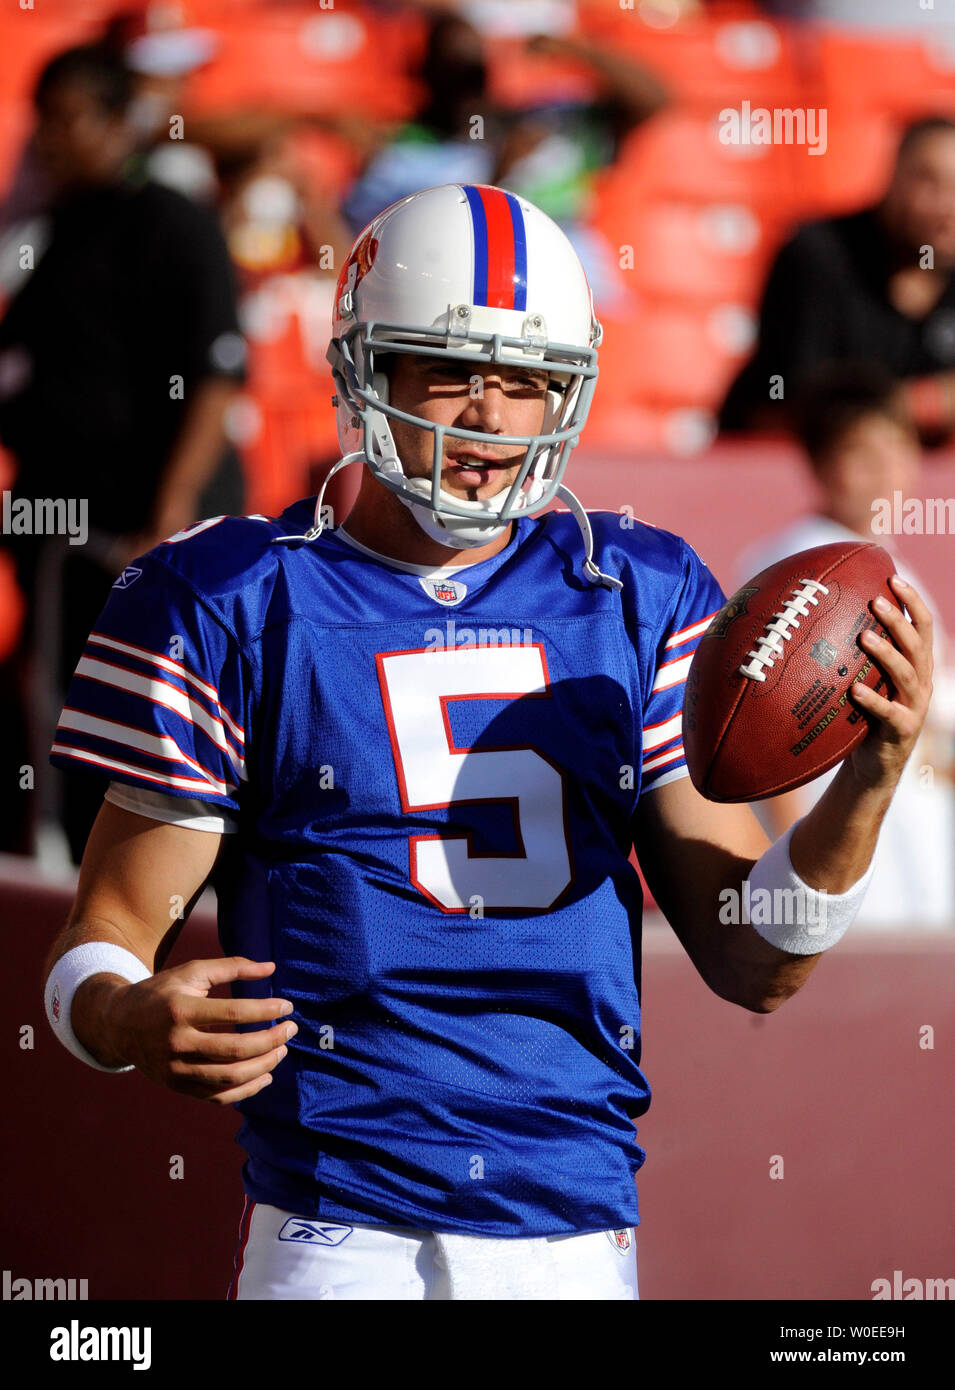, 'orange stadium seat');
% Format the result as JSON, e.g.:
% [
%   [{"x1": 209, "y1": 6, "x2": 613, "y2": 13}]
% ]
[
  {"x1": 188, "y1": 5, "x2": 420, "y2": 120},
  {"x1": 0, "y1": 13, "x2": 101, "y2": 104},
  {"x1": 486, "y1": 38, "x2": 601, "y2": 111},
  {"x1": 601, "y1": 299, "x2": 753, "y2": 411},
  {"x1": 816, "y1": 29, "x2": 955, "y2": 119},
  {"x1": 241, "y1": 394, "x2": 339, "y2": 519},
  {"x1": 578, "y1": 9, "x2": 815, "y2": 113},
  {"x1": 237, "y1": 272, "x2": 339, "y2": 514},
  {"x1": 590, "y1": 195, "x2": 781, "y2": 304},
  {"x1": 584, "y1": 399, "x2": 718, "y2": 457},
  {"x1": 794, "y1": 107, "x2": 899, "y2": 218},
  {"x1": 606, "y1": 111, "x2": 800, "y2": 213},
  {"x1": 286, "y1": 128, "x2": 361, "y2": 203},
  {"x1": 186, "y1": 0, "x2": 273, "y2": 16}
]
